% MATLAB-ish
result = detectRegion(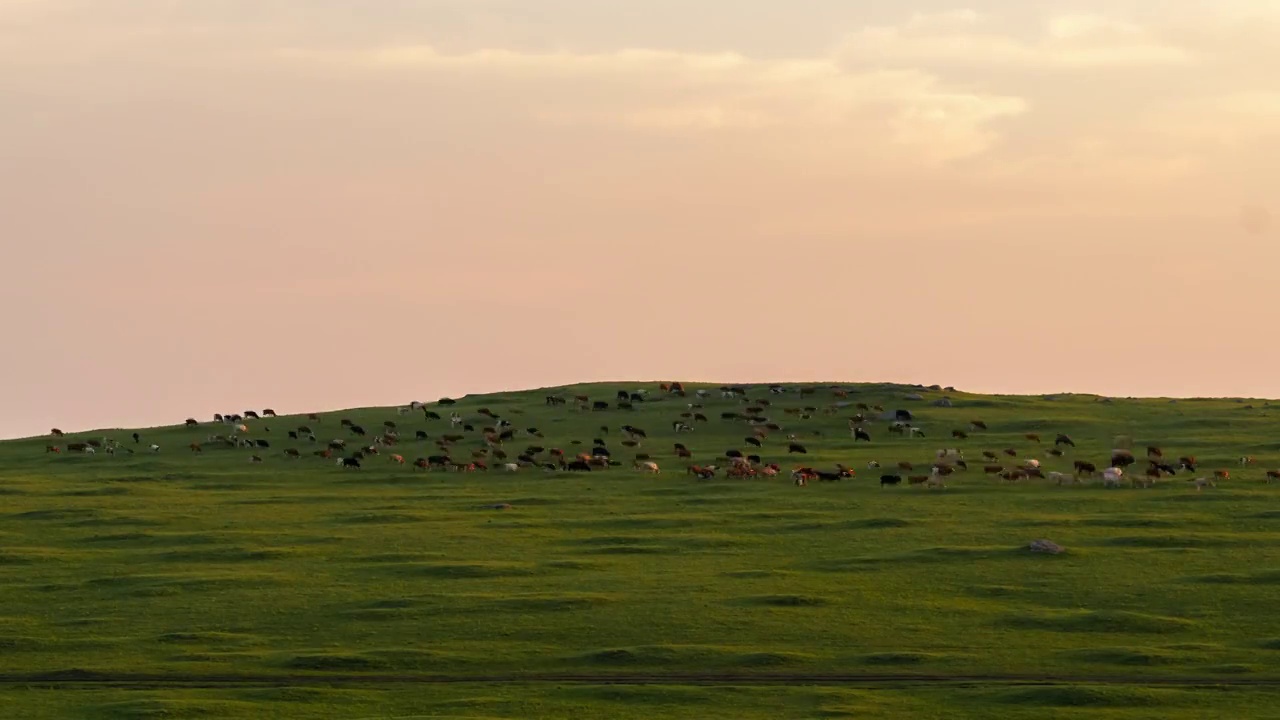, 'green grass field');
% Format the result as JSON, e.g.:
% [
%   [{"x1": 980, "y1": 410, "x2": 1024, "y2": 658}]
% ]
[{"x1": 6, "y1": 381, "x2": 1280, "y2": 718}]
